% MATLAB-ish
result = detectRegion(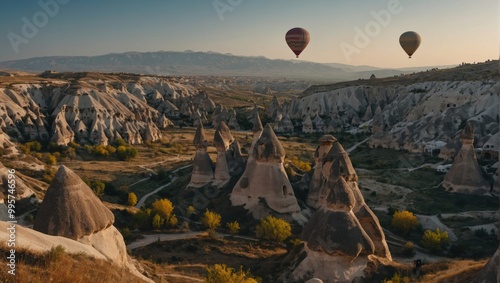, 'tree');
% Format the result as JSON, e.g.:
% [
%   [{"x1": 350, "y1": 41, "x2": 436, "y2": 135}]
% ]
[
  {"x1": 256, "y1": 216, "x2": 291, "y2": 243},
  {"x1": 45, "y1": 154, "x2": 57, "y2": 165},
  {"x1": 201, "y1": 209, "x2": 221, "y2": 231},
  {"x1": 226, "y1": 221, "x2": 240, "y2": 235},
  {"x1": 91, "y1": 181, "x2": 106, "y2": 198},
  {"x1": 117, "y1": 145, "x2": 138, "y2": 160},
  {"x1": 205, "y1": 264, "x2": 259, "y2": 283},
  {"x1": 92, "y1": 145, "x2": 110, "y2": 156},
  {"x1": 152, "y1": 214, "x2": 164, "y2": 229},
  {"x1": 66, "y1": 147, "x2": 76, "y2": 160},
  {"x1": 114, "y1": 138, "x2": 127, "y2": 147},
  {"x1": 392, "y1": 210, "x2": 419, "y2": 236},
  {"x1": 127, "y1": 192, "x2": 138, "y2": 206},
  {"x1": 152, "y1": 198, "x2": 174, "y2": 220},
  {"x1": 186, "y1": 206, "x2": 196, "y2": 216},
  {"x1": 167, "y1": 215, "x2": 178, "y2": 228},
  {"x1": 421, "y1": 228, "x2": 449, "y2": 253},
  {"x1": 26, "y1": 141, "x2": 42, "y2": 151}
]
